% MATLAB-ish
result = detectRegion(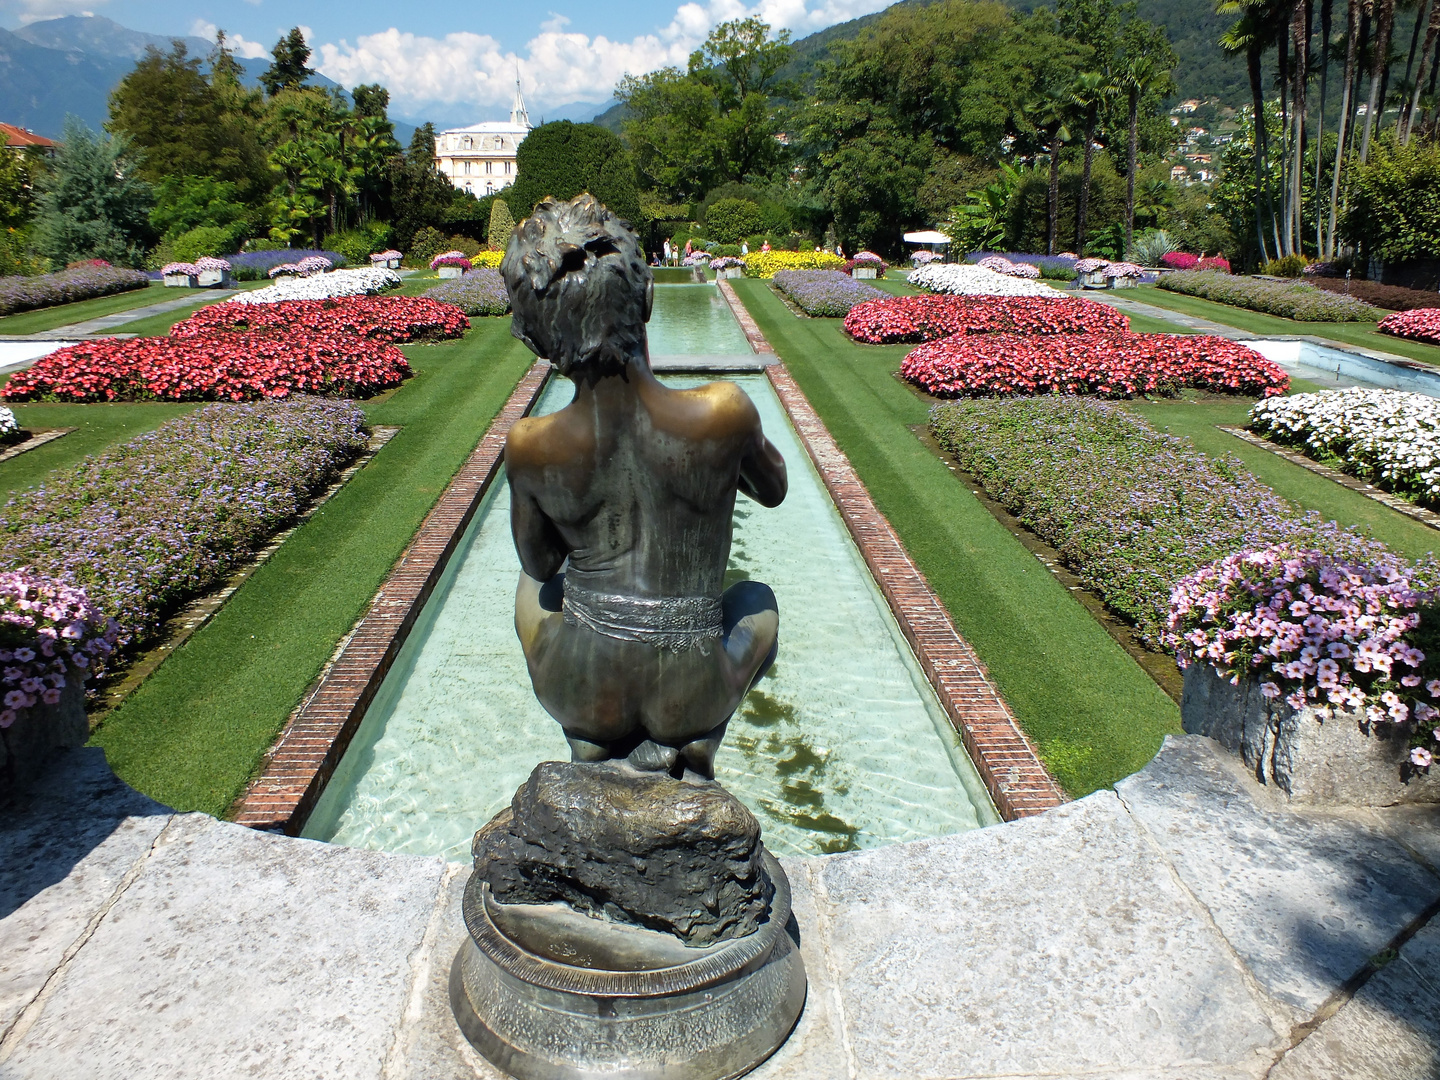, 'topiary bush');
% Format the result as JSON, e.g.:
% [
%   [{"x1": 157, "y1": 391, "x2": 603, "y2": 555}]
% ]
[
  {"x1": 170, "y1": 224, "x2": 243, "y2": 263},
  {"x1": 705, "y1": 199, "x2": 765, "y2": 244},
  {"x1": 506, "y1": 121, "x2": 640, "y2": 224},
  {"x1": 1263, "y1": 254, "x2": 1309, "y2": 277},
  {"x1": 487, "y1": 199, "x2": 515, "y2": 251}
]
